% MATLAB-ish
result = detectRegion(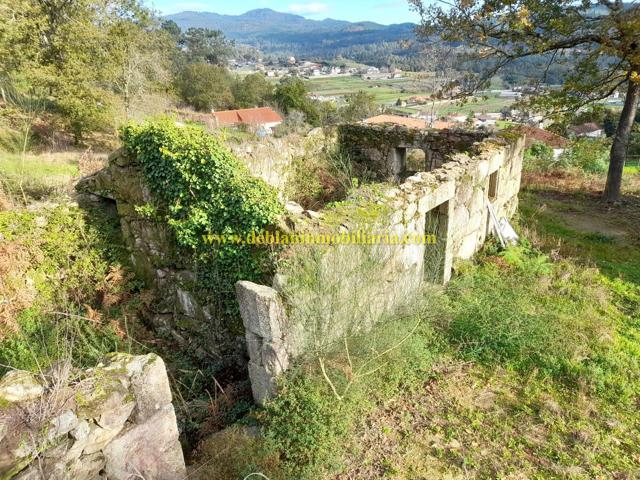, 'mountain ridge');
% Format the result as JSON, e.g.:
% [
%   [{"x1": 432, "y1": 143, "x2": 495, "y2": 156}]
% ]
[{"x1": 164, "y1": 8, "x2": 417, "y2": 60}]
